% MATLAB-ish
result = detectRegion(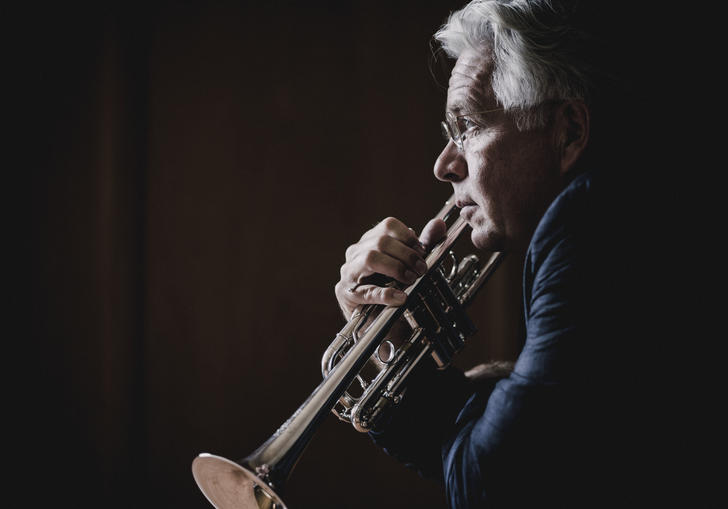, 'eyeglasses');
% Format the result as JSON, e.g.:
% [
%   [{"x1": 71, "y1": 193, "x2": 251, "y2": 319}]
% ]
[{"x1": 440, "y1": 108, "x2": 504, "y2": 151}]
